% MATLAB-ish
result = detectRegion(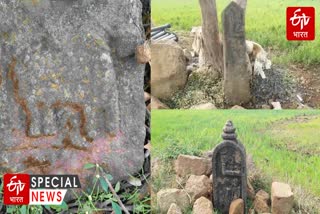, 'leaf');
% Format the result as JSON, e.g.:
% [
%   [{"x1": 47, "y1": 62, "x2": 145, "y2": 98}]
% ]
[
  {"x1": 93, "y1": 176, "x2": 98, "y2": 184},
  {"x1": 60, "y1": 201, "x2": 69, "y2": 210},
  {"x1": 105, "y1": 173, "x2": 113, "y2": 181},
  {"x1": 47, "y1": 205, "x2": 62, "y2": 212},
  {"x1": 83, "y1": 163, "x2": 96, "y2": 169},
  {"x1": 19, "y1": 206, "x2": 27, "y2": 214},
  {"x1": 6, "y1": 207, "x2": 13, "y2": 214},
  {"x1": 127, "y1": 176, "x2": 142, "y2": 187},
  {"x1": 112, "y1": 201, "x2": 122, "y2": 214},
  {"x1": 99, "y1": 177, "x2": 109, "y2": 192},
  {"x1": 115, "y1": 182, "x2": 121, "y2": 193}
]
